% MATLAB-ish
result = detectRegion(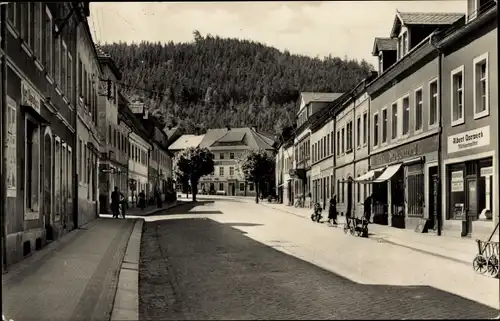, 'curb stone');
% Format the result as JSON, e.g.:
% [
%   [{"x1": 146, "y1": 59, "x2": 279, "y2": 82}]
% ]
[{"x1": 110, "y1": 218, "x2": 144, "y2": 321}]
